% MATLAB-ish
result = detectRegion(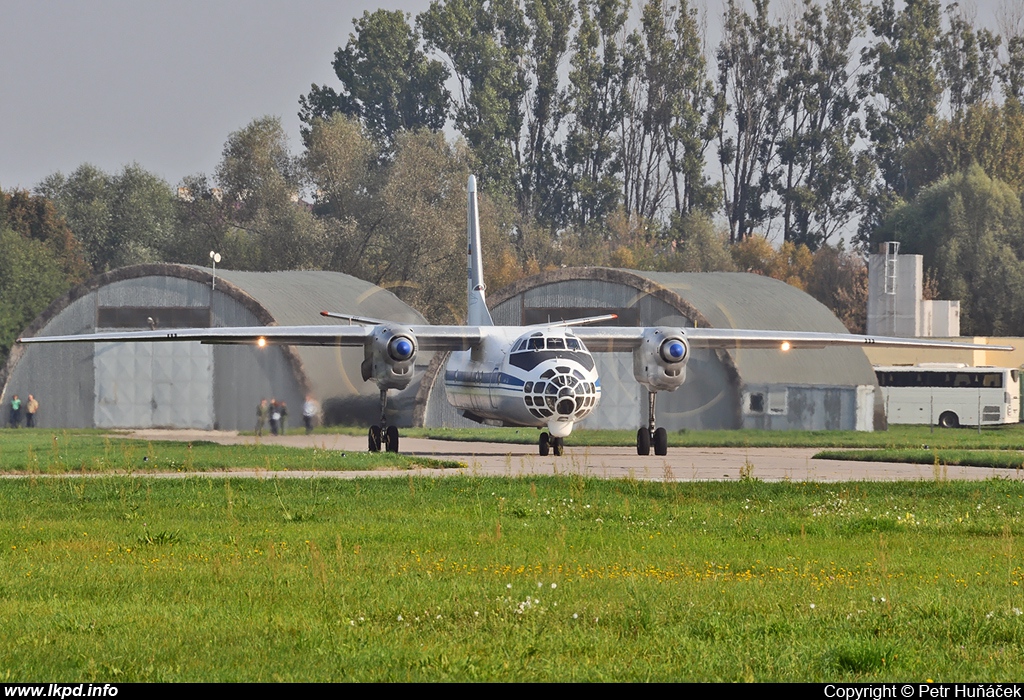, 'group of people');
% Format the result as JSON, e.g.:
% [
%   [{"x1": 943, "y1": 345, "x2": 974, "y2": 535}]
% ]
[
  {"x1": 255, "y1": 396, "x2": 320, "y2": 436},
  {"x1": 8, "y1": 394, "x2": 39, "y2": 428}
]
